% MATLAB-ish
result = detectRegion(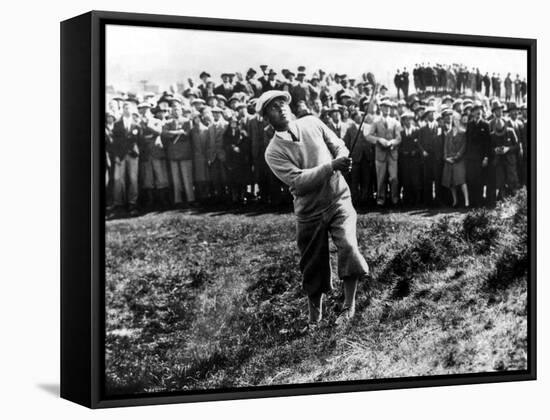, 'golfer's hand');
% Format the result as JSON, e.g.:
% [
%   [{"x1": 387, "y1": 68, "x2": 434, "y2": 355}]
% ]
[{"x1": 332, "y1": 156, "x2": 352, "y2": 172}]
